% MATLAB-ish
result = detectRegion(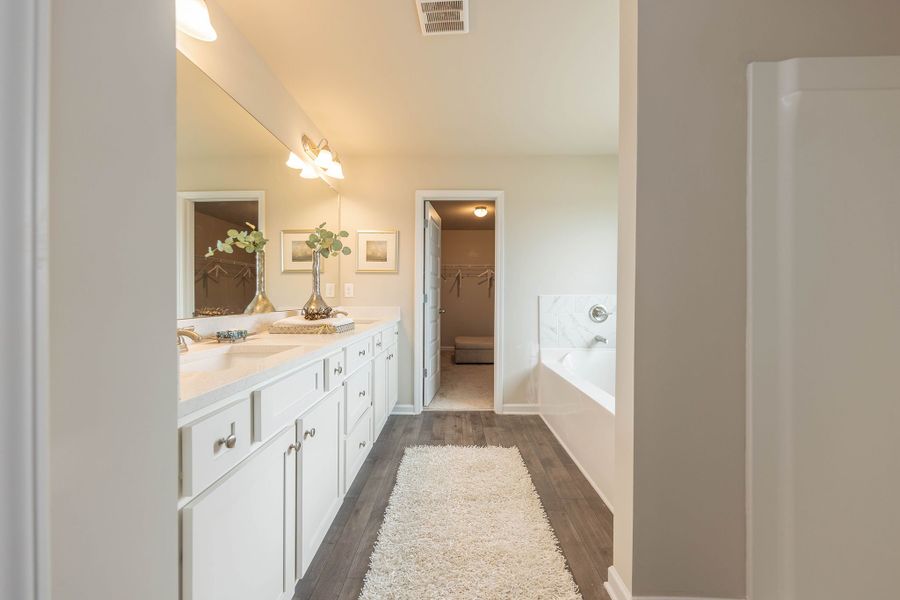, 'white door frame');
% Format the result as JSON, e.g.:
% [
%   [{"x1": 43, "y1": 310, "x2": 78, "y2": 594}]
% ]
[
  {"x1": 413, "y1": 190, "x2": 505, "y2": 414},
  {"x1": 1, "y1": 0, "x2": 50, "y2": 599},
  {"x1": 176, "y1": 190, "x2": 266, "y2": 318}
]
